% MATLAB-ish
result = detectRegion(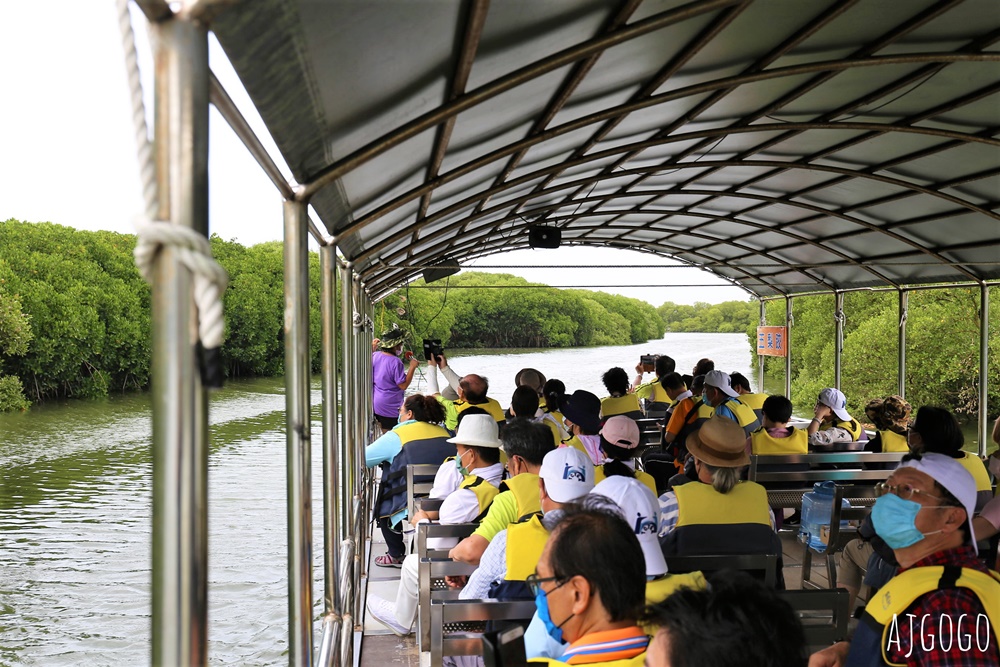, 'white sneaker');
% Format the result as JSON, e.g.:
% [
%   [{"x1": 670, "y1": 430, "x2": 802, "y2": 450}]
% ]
[{"x1": 366, "y1": 595, "x2": 412, "y2": 636}]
